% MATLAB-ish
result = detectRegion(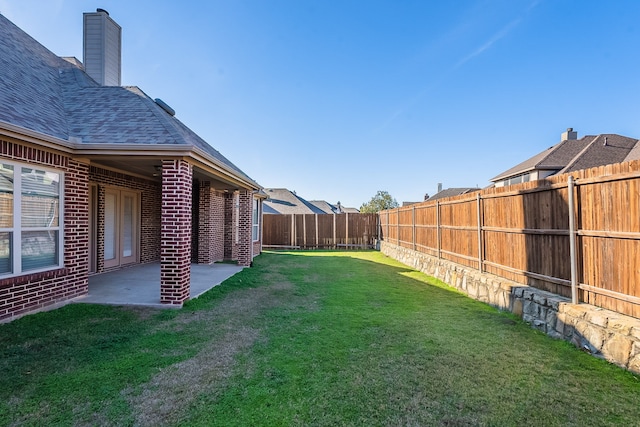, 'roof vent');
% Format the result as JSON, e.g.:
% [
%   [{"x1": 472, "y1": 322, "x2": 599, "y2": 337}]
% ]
[{"x1": 155, "y1": 98, "x2": 176, "y2": 116}]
